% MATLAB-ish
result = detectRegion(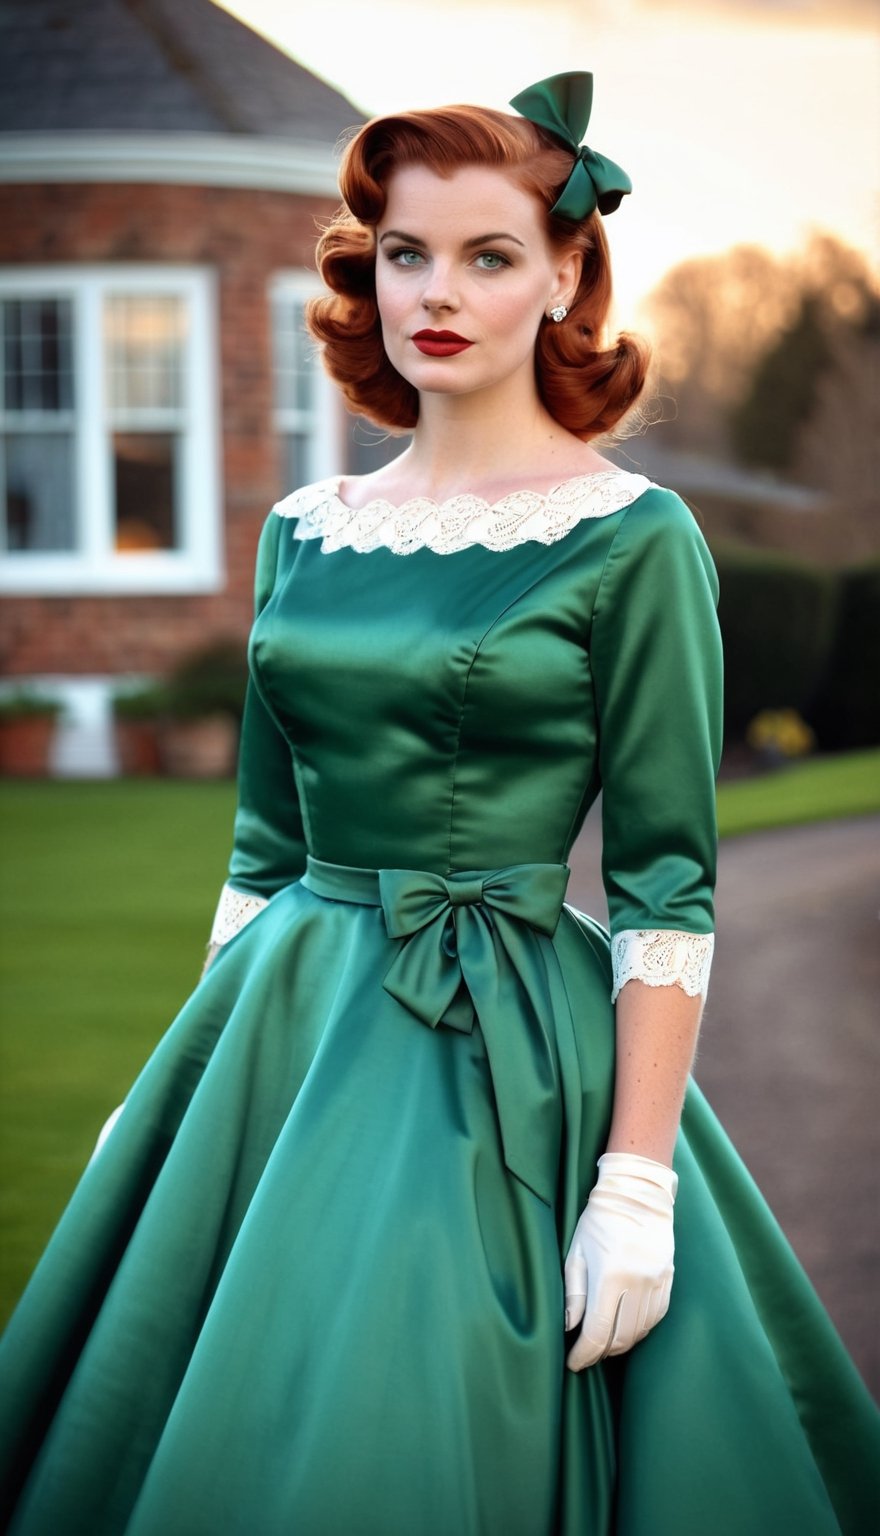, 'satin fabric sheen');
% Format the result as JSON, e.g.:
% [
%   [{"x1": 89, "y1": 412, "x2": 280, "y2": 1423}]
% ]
[
  {"x1": 508, "y1": 73, "x2": 632, "y2": 218},
  {"x1": 1, "y1": 486, "x2": 878, "y2": 1534}
]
